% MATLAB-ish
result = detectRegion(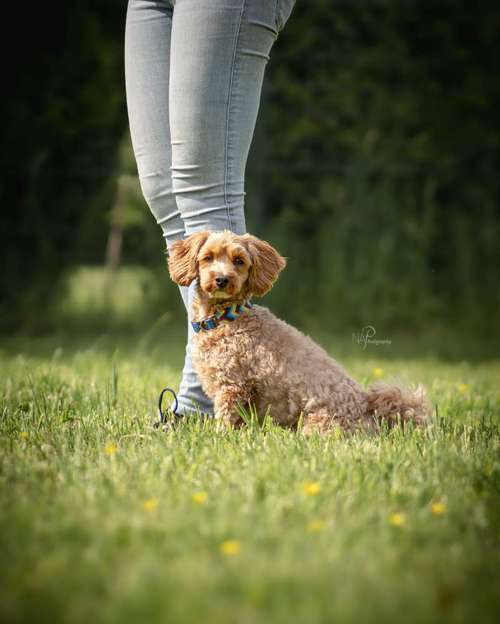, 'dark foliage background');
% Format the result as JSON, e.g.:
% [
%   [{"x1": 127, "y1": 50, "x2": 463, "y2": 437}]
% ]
[
  {"x1": 0, "y1": 1, "x2": 127, "y2": 327},
  {"x1": 1, "y1": 1, "x2": 499, "y2": 348}
]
